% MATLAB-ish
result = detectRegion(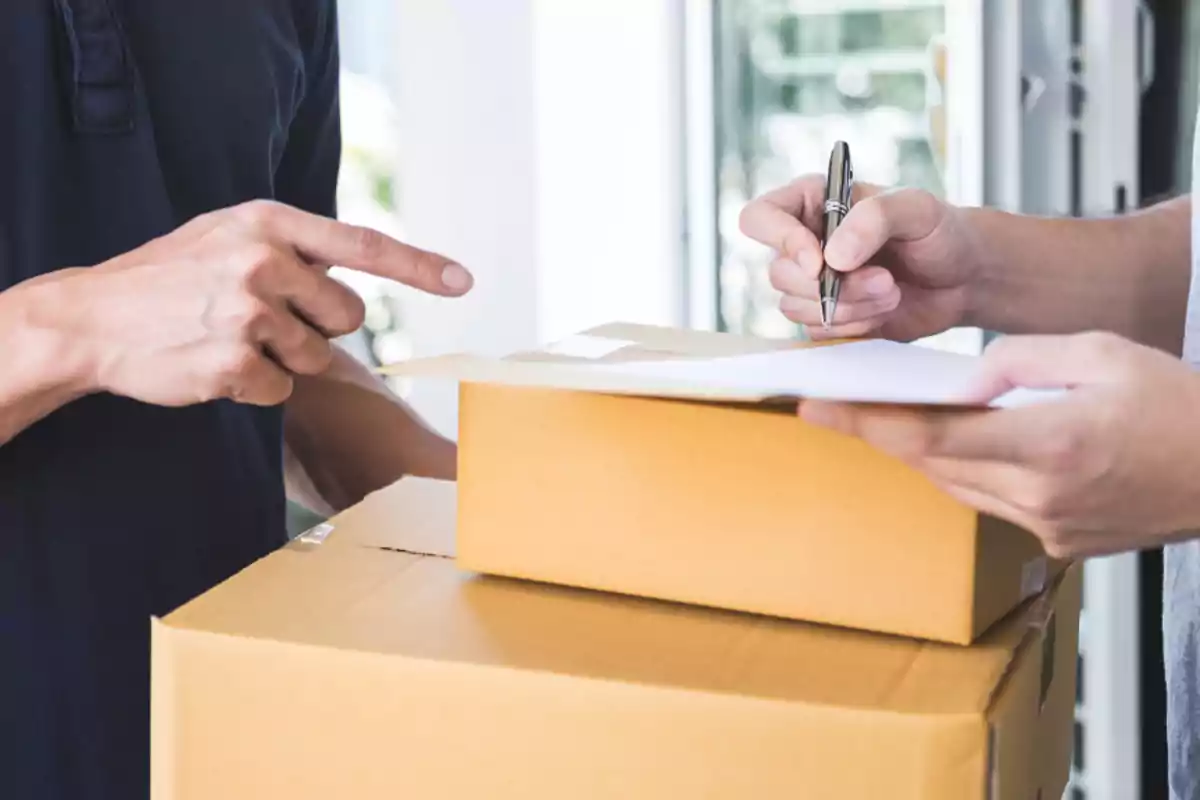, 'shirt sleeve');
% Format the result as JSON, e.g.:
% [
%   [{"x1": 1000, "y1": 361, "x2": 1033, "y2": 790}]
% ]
[{"x1": 274, "y1": 0, "x2": 341, "y2": 220}]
